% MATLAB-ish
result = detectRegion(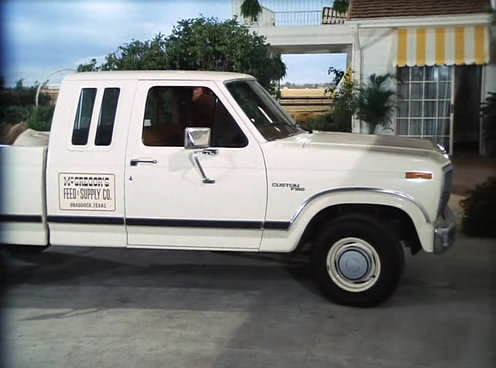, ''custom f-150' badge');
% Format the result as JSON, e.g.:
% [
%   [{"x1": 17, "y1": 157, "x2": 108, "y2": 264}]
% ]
[{"x1": 272, "y1": 183, "x2": 306, "y2": 192}]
